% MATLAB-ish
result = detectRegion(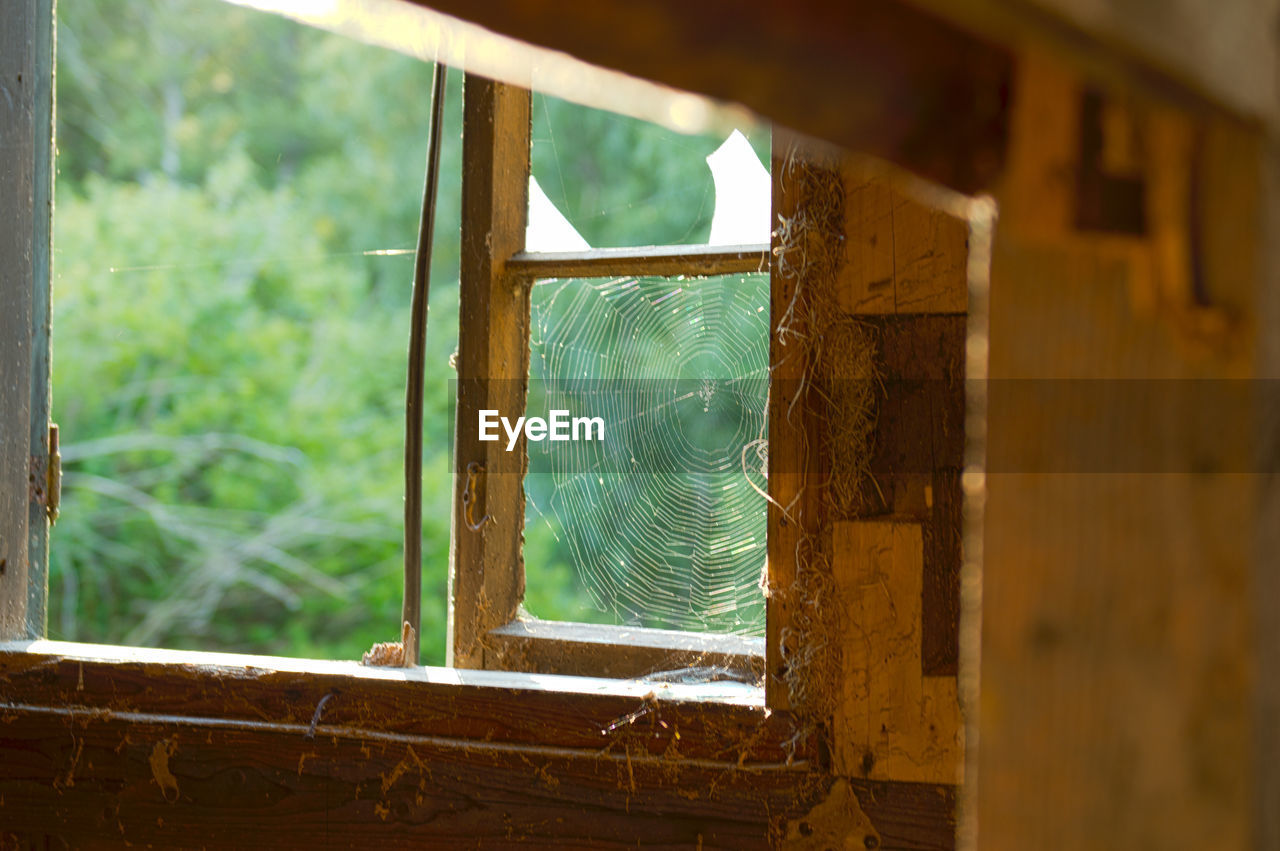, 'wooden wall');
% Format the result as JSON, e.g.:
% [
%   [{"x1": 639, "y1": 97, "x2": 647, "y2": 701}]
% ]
[{"x1": 976, "y1": 50, "x2": 1272, "y2": 850}]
